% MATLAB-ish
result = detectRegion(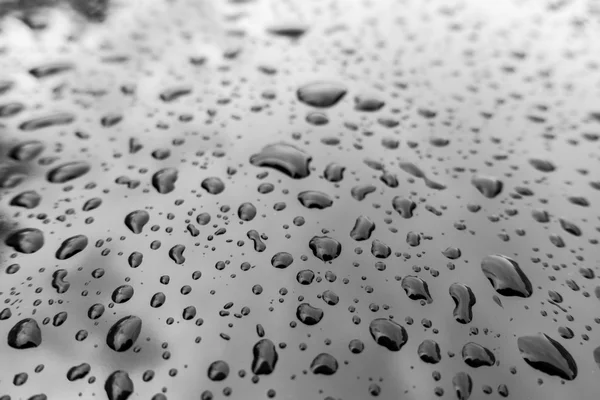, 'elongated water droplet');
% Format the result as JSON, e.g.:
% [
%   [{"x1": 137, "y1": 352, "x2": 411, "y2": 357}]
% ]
[
  {"x1": 481, "y1": 254, "x2": 532, "y2": 298},
  {"x1": 517, "y1": 333, "x2": 577, "y2": 380},
  {"x1": 55, "y1": 235, "x2": 88, "y2": 260}
]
